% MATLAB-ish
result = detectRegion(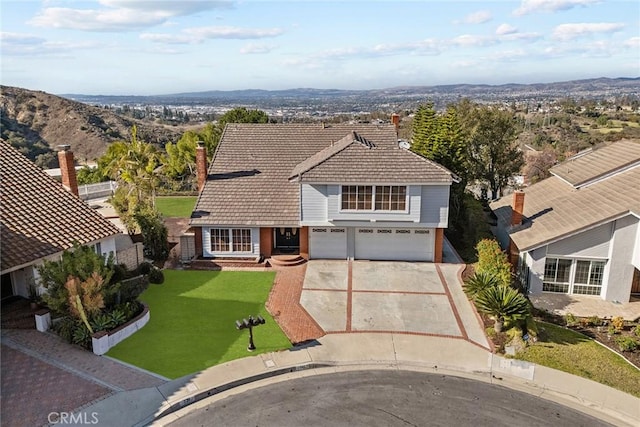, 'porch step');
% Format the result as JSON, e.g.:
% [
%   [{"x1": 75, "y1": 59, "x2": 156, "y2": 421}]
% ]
[
  {"x1": 189, "y1": 257, "x2": 263, "y2": 270},
  {"x1": 267, "y1": 255, "x2": 307, "y2": 267}
]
